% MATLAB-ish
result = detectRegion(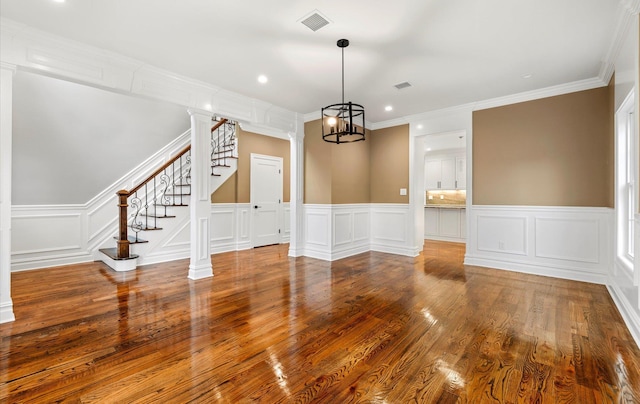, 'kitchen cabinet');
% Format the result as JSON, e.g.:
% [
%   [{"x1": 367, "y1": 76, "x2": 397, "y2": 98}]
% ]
[
  {"x1": 455, "y1": 157, "x2": 466, "y2": 190},
  {"x1": 424, "y1": 207, "x2": 439, "y2": 236},
  {"x1": 424, "y1": 207, "x2": 466, "y2": 242},
  {"x1": 425, "y1": 155, "x2": 465, "y2": 190}
]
